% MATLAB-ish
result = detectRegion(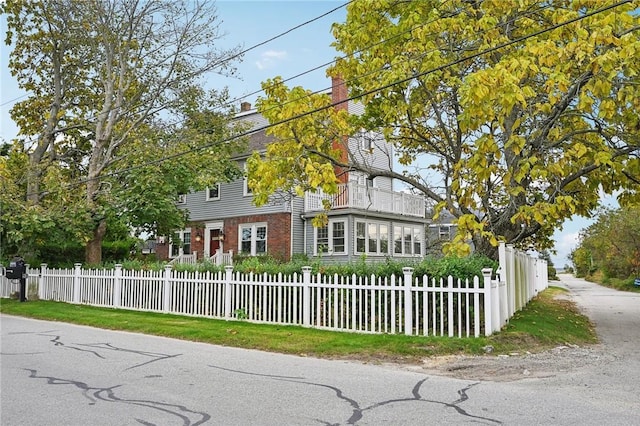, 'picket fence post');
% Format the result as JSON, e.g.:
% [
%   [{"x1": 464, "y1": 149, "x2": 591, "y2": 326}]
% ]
[
  {"x1": 447, "y1": 275, "x2": 455, "y2": 337},
  {"x1": 497, "y1": 267, "x2": 508, "y2": 328},
  {"x1": 163, "y1": 265, "x2": 172, "y2": 313},
  {"x1": 39, "y1": 263, "x2": 47, "y2": 300},
  {"x1": 482, "y1": 268, "x2": 493, "y2": 336},
  {"x1": 302, "y1": 266, "x2": 312, "y2": 327},
  {"x1": 72, "y1": 263, "x2": 82, "y2": 303},
  {"x1": 113, "y1": 264, "x2": 122, "y2": 308},
  {"x1": 402, "y1": 267, "x2": 414, "y2": 336},
  {"x1": 506, "y1": 244, "x2": 516, "y2": 317},
  {"x1": 224, "y1": 265, "x2": 233, "y2": 318}
]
